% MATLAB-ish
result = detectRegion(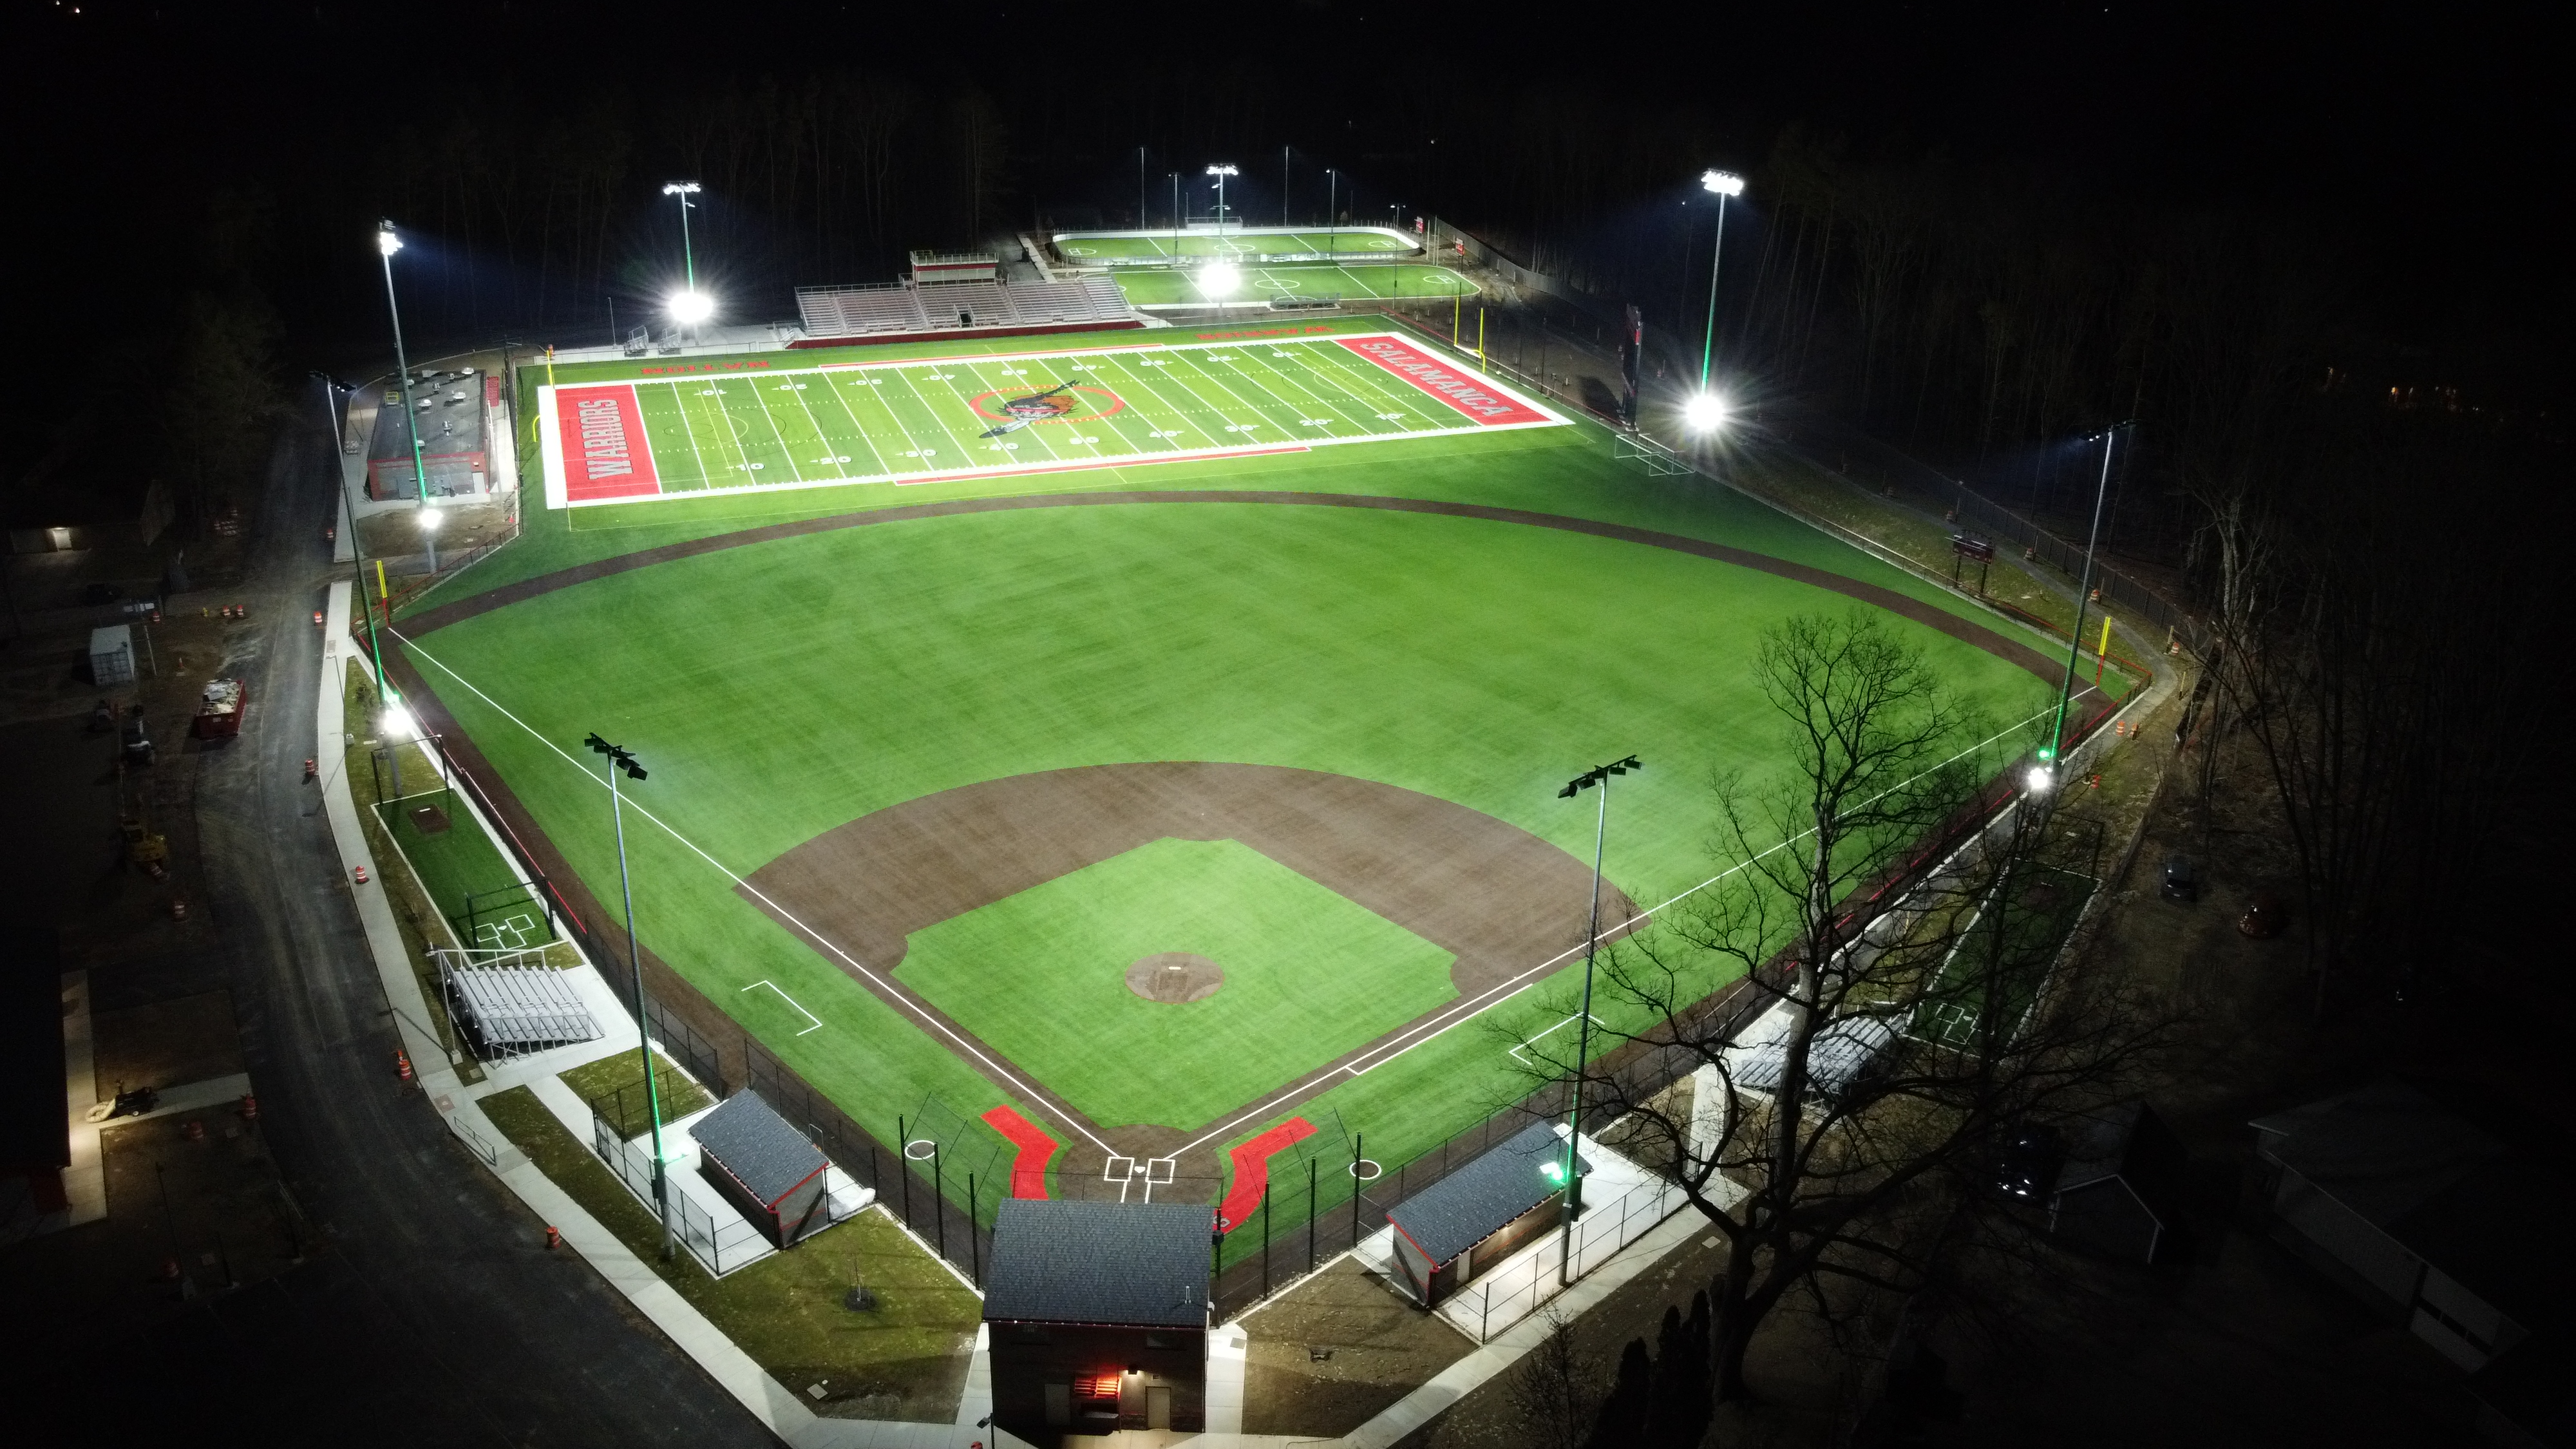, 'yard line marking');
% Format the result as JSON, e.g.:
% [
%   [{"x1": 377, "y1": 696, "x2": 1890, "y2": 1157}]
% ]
[
  {"x1": 945, "y1": 359, "x2": 1077, "y2": 468},
  {"x1": 741, "y1": 979, "x2": 824, "y2": 1035},
  {"x1": 392, "y1": 632, "x2": 1117, "y2": 1156},
  {"x1": 777, "y1": 377, "x2": 858, "y2": 480},
  {"x1": 1089, "y1": 354, "x2": 1233, "y2": 450},
  {"x1": 883, "y1": 367, "x2": 980, "y2": 469},
  {"x1": 819, "y1": 370, "x2": 923, "y2": 476},
  {"x1": 1227, "y1": 343, "x2": 1368, "y2": 435},
  {"x1": 660, "y1": 381, "x2": 717, "y2": 491},
  {"x1": 743, "y1": 374, "x2": 811, "y2": 484}
]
